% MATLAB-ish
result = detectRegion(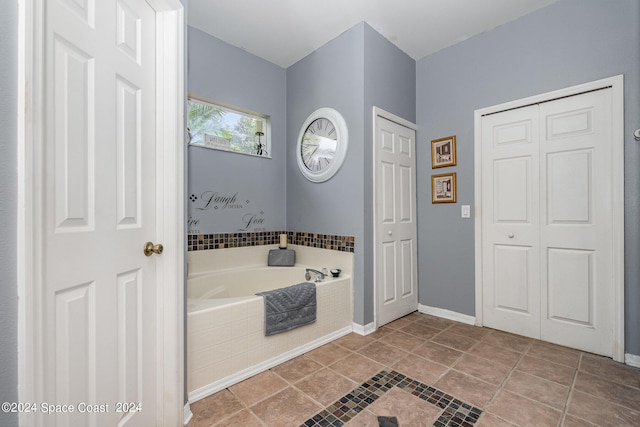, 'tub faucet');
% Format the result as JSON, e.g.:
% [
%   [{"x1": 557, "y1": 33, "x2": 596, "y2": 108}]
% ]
[{"x1": 305, "y1": 268, "x2": 325, "y2": 282}]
